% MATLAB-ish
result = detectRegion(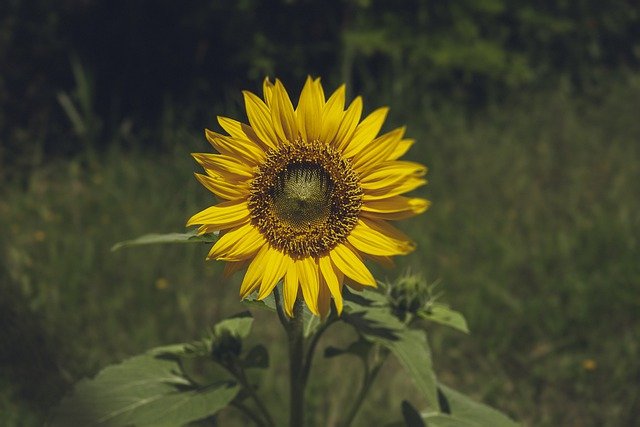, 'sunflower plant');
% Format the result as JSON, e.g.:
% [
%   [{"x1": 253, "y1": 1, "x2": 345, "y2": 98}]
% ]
[{"x1": 52, "y1": 78, "x2": 517, "y2": 426}]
